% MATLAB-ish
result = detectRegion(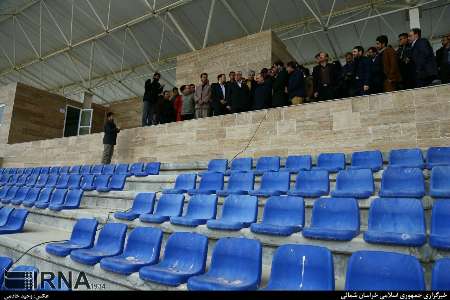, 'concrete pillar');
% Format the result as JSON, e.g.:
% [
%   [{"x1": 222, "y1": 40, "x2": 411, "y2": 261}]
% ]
[
  {"x1": 409, "y1": 7, "x2": 421, "y2": 29},
  {"x1": 82, "y1": 92, "x2": 93, "y2": 109}
]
